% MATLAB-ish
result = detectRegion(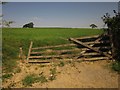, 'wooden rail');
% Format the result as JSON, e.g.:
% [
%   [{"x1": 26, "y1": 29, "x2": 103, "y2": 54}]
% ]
[
  {"x1": 30, "y1": 49, "x2": 81, "y2": 55},
  {"x1": 69, "y1": 38, "x2": 111, "y2": 58},
  {"x1": 28, "y1": 57, "x2": 109, "y2": 63},
  {"x1": 75, "y1": 35, "x2": 99, "y2": 40},
  {"x1": 81, "y1": 52, "x2": 100, "y2": 56},
  {"x1": 29, "y1": 53, "x2": 82, "y2": 59},
  {"x1": 32, "y1": 43, "x2": 76, "y2": 50}
]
